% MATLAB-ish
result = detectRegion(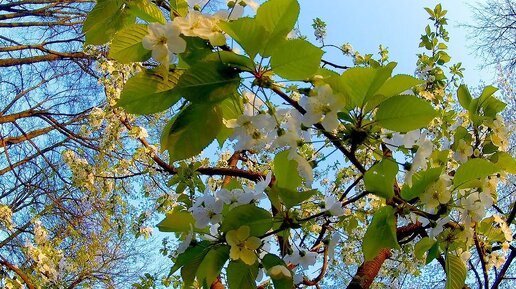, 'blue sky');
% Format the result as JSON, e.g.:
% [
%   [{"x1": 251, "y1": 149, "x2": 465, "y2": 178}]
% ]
[{"x1": 297, "y1": 0, "x2": 495, "y2": 86}]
